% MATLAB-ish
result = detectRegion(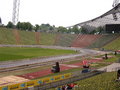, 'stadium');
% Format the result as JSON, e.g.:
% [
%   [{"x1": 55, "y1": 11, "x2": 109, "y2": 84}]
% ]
[{"x1": 0, "y1": 0, "x2": 120, "y2": 90}]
